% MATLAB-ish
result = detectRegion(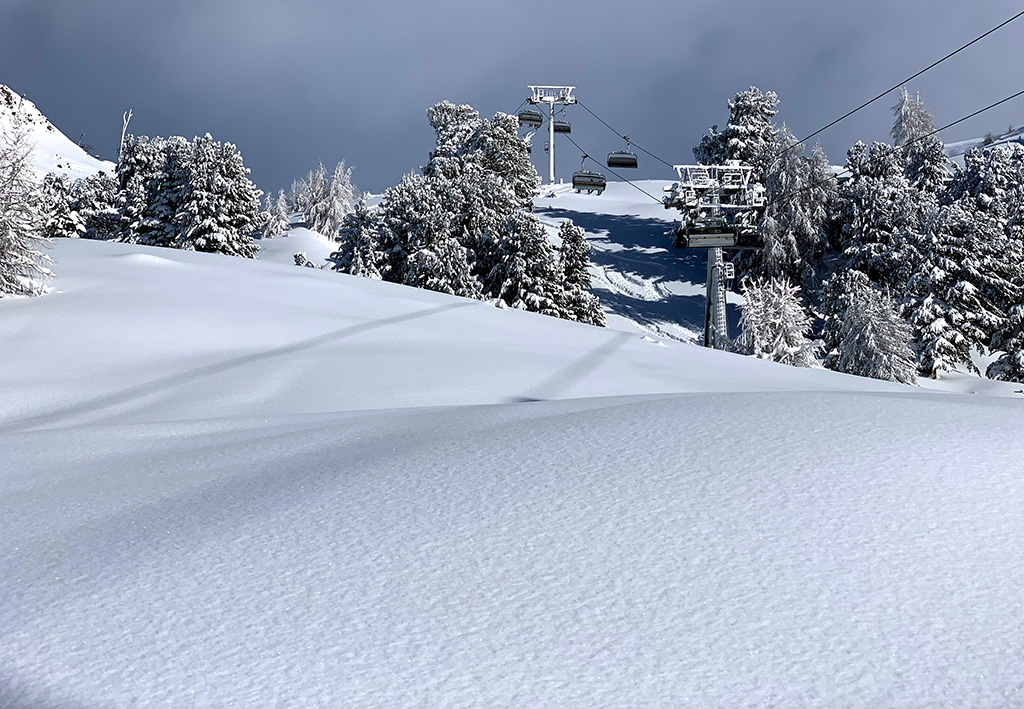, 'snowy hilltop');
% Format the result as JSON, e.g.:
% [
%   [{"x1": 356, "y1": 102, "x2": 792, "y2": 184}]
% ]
[
  {"x1": 0, "y1": 84, "x2": 114, "y2": 180},
  {"x1": 945, "y1": 123, "x2": 1024, "y2": 159}
]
